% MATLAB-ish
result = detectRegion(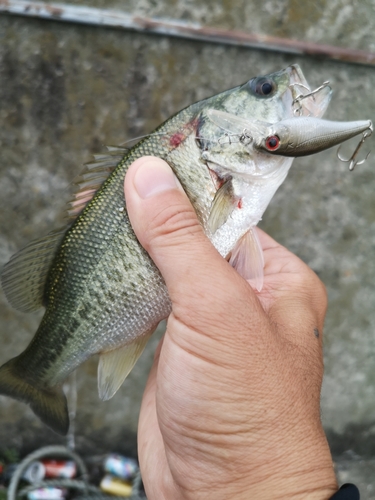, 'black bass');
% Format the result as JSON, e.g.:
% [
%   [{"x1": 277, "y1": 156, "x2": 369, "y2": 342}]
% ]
[{"x1": 0, "y1": 64, "x2": 371, "y2": 435}]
